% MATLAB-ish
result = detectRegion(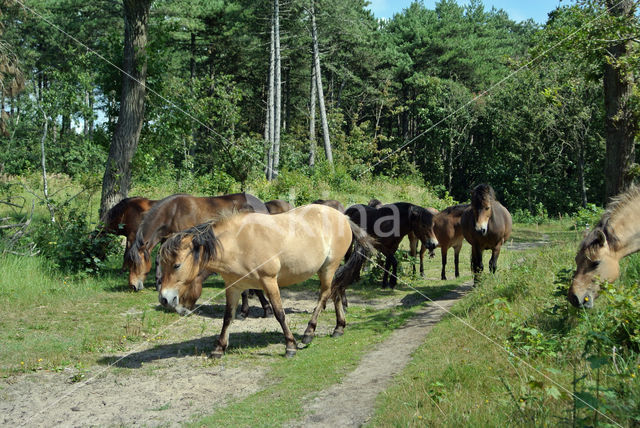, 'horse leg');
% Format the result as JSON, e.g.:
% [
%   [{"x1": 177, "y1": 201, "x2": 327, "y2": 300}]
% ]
[
  {"x1": 389, "y1": 254, "x2": 398, "y2": 289},
  {"x1": 239, "y1": 291, "x2": 249, "y2": 319},
  {"x1": 419, "y1": 242, "x2": 426, "y2": 277},
  {"x1": 454, "y1": 243, "x2": 462, "y2": 278},
  {"x1": 262, "y1": 278, "x2": 297, "y2": 357},
  {"x1": 409, "y1": 233, "x2": 418, "y2": 276},
  {"x1": 211, "y1": 287, "x2": 242, "y2": 358},
  {"x1": 441, "y1": 246, "x2": 448, "y2": 281},
  {"x1": 382, "y1": 256, "x2": 390, "y2": 288},
  {"x1": 489, "y1": 245, "x2": 502, "y2": 274},
  {"x1": 471, "y1": 245, "x2": 483, "y2": 284},
  {"x1": 302, "y1": 266, "x2": 337, "y2": 345},
  {"x1": 252, "y1": 289, "x2": 273, "y2": 318},
  {"x1": 332, "y1": 286, "x2": 347, "y2": 338}
]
